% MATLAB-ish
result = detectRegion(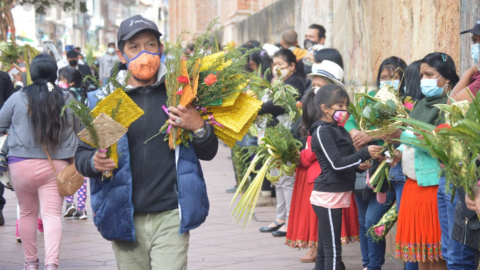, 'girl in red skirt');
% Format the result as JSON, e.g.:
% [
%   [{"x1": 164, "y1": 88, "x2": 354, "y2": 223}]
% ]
[{"x1": 287, "y1": 83, "x2": 361, "y2": 263}]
